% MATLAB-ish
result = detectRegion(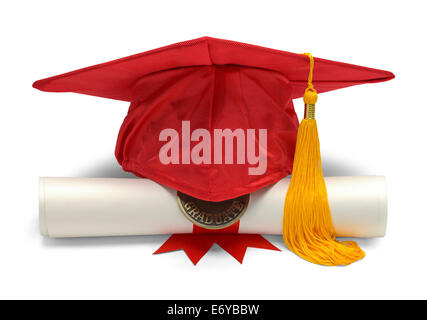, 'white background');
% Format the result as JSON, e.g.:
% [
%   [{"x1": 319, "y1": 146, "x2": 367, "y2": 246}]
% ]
[{"x1": 1, "y1": 0, "x2": 426, "y2": 299}]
